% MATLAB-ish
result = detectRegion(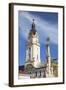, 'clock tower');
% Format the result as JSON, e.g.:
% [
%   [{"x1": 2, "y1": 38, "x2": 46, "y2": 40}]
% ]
[{"x1": 25, "y1": 19, "x2": 41, "y2": 68}]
